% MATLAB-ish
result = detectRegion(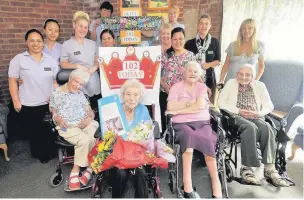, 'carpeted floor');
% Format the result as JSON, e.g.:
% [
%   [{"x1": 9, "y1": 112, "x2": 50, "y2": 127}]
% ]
[{"x1": 0, "y1": 140, "x2": 303, "y2": 198}]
